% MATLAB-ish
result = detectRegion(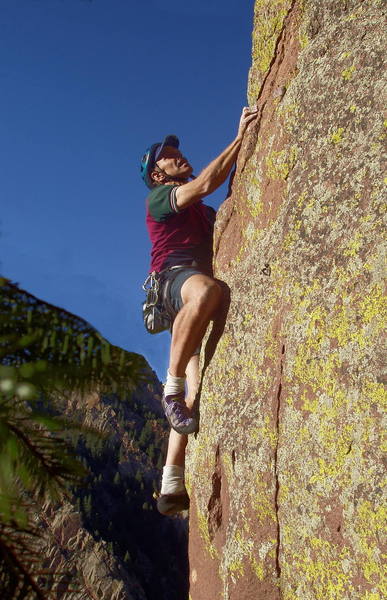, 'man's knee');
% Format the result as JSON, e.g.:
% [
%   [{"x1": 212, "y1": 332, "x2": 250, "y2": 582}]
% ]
[
  {"x1": 181, "y1": 275, "x2": 222, "y2": 311},
  {"x1": 193, "y1": 279, "x2": 222, "y2": 312}
]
